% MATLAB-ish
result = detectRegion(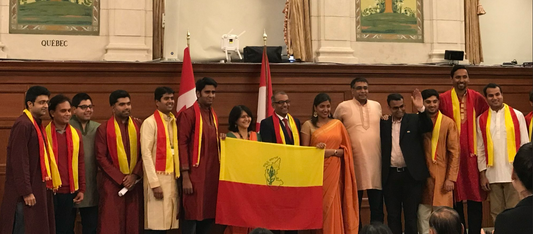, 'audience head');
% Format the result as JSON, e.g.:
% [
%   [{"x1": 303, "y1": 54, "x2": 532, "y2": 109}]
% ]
[
  {"x1": 512, "y1": 142, "x2": 533, "y2": 196},
  {"x1": 387, "y1": 93, "x2": 405, "y2": 120},
  {"x1": 48, "y1": 94, "x2": 72, "y2": 126},
  {"x1": 311, "y1": 93, "x2": 333, "y2": 127},
  {"x1": 25, "y1": 86, "x2": 51, "y2": 119},
  {"x1": 195, "y1": 77, "x2": 217, "y2": 107},
  {"x1": 422, "y1": 89, "x2": 440, "y2": 115},
  {"x1": 109, "y1": 90, "x2": 132, "y2": 120},
  {"x1": 350, "y1": 77, "x2": 369, "y2": 103},
  {"x1": 154, "y1": 86, "x2": 175, "y2": 114},
  {"x1": 483, "y1": 83, "x2": 504, "y2": 110},
  {"x1": 228, "y1": 105, "x2": 255, "y2": 132},
  {"x1": 72, "y1": 93, "x2": 94, "y2": 123},
  {"x1": 429, "y1": 206, "x2": 463, "y2": 234},
  {"x1": 360, "y1": 223, "x2": 393, "y2": 234},
  {"x1": 248, "y1": 228, "x2": 274, "y2": 234},
  {"x1": 271, "y1": 91, "x2": 290, "y2": 117},
  {"x1": 450, "y1": 65, "x2": 469, "y2": 91}
]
